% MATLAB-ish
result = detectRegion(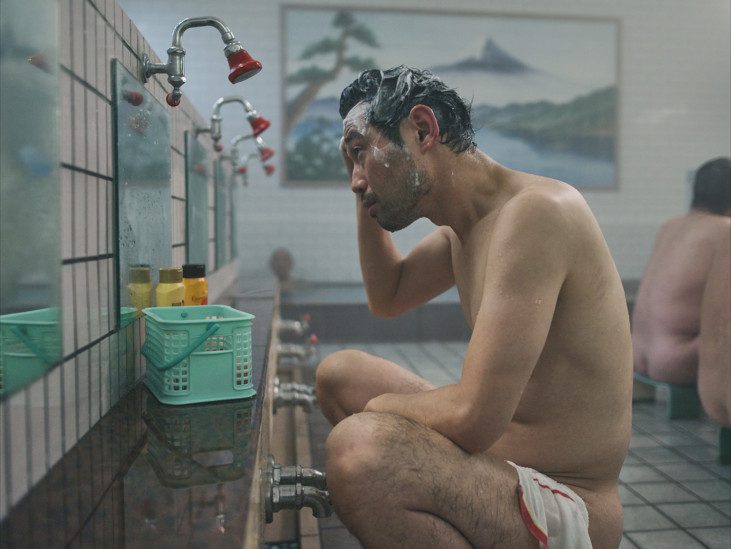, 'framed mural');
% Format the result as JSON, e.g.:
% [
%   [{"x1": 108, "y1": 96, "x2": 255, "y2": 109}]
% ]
[{"x1": 282, "y1": 6, "x2": 619, "y2": 189}]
